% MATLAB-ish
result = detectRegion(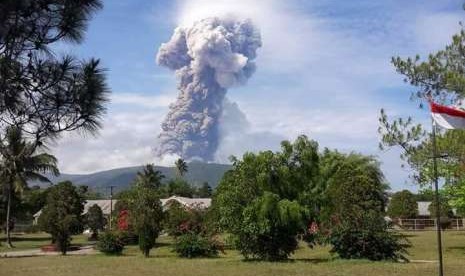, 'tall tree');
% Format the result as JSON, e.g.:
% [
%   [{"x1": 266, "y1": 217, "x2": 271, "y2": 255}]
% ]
[
  {"x1": 0, "y1": 0, "x2": 109, "y2": 147},
  {"x1": 378, "y1": 12, "x2": 465, "y2": 212},
  {"x1": 128, "y1": 171, "x2": 164, "y2": 257},
  {"x1": 175, "y1": 158, "x2": 188, "y2": 178},
  {"x1": 0, "y1": 126, "x2": 58, "y2": 247}
]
